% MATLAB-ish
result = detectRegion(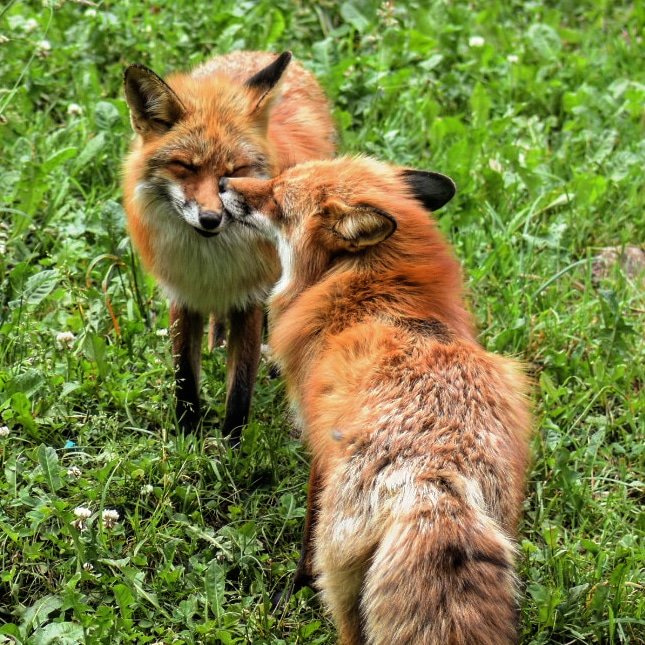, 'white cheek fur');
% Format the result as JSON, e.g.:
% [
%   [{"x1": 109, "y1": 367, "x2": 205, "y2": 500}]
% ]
[
  {"x1": 221, "y1": 191, "x2": 293, "y2": 298},
  {"x1": 166, "y1": 182, "x2": 201, "y2": 228},
  {"x1": 220, "y1": 192, "x2": 277, "y2": 239}
]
